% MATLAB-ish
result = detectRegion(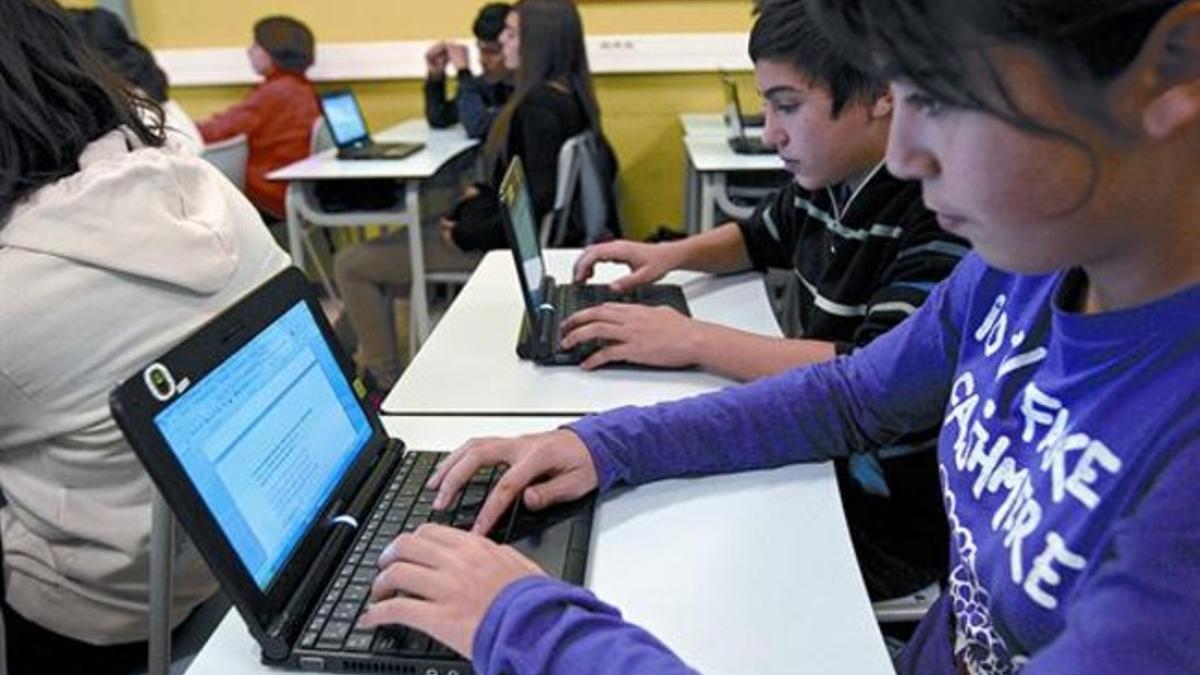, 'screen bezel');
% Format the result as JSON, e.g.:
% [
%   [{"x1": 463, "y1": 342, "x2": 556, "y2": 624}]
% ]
[
  {"x1": 722, "y1": 78, "x2": 746, "y2": 140},
  {"x1": 319, "y1": 89, "x2": 372, "y2": 148},
  {"x1": 109, "y1": 267, "x2": 390, "y2": 636},
  {"x1": 498, "y1": 156, "x2": 549, "y2": 320}
]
